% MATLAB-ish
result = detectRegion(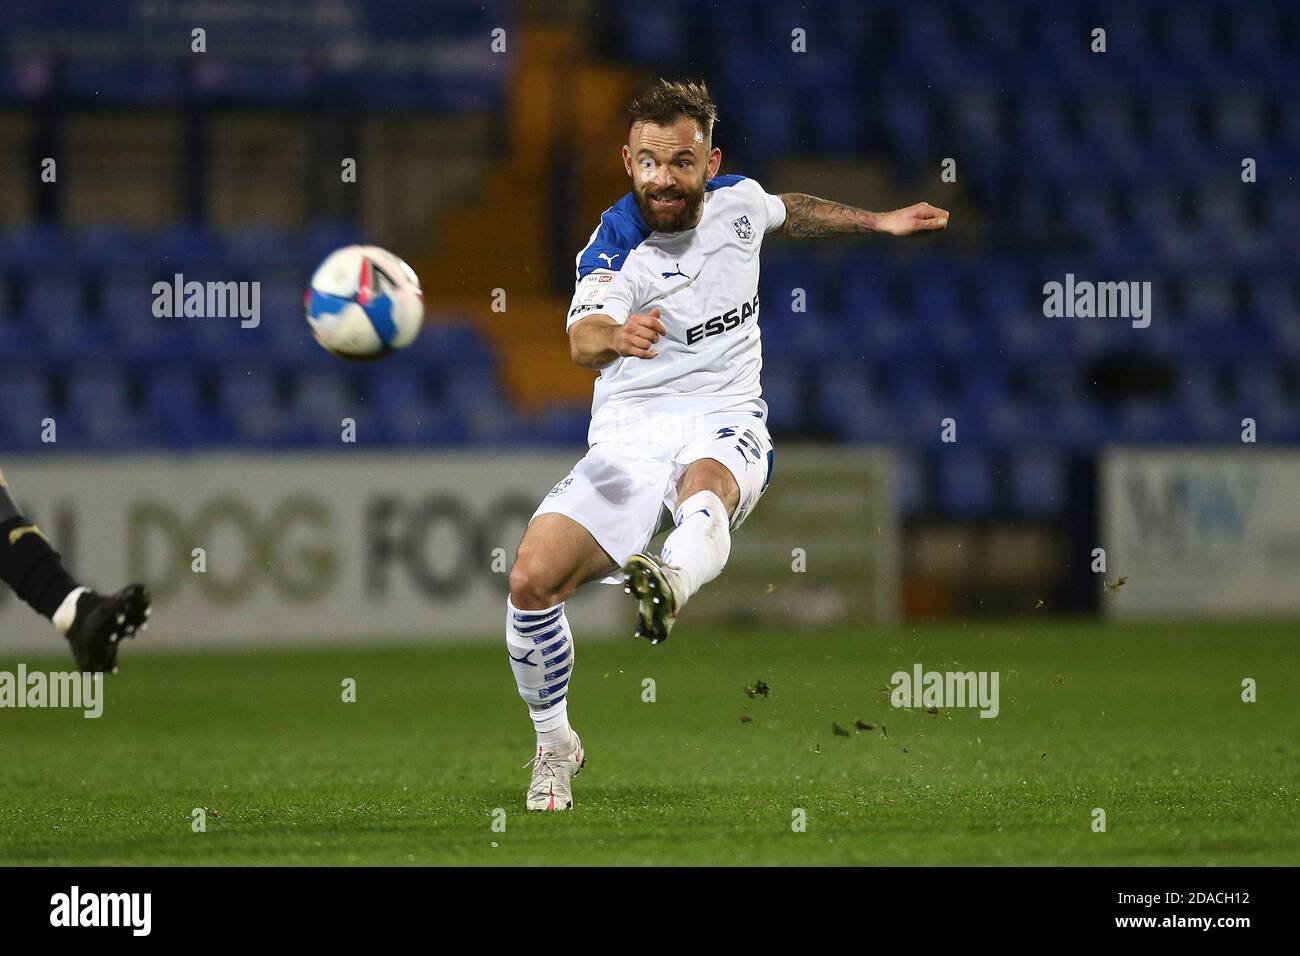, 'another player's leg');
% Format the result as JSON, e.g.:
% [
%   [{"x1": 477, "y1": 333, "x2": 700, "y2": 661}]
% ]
[
  {"x1": 0, "y1": 468, "x2": 151, "y2": 672},
  {"x1": 624, "y1": 457, "x2": 737, "y2": 644},
  {"x1": 507, "y1": 513, "x2": 616, "y2": 811}
]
